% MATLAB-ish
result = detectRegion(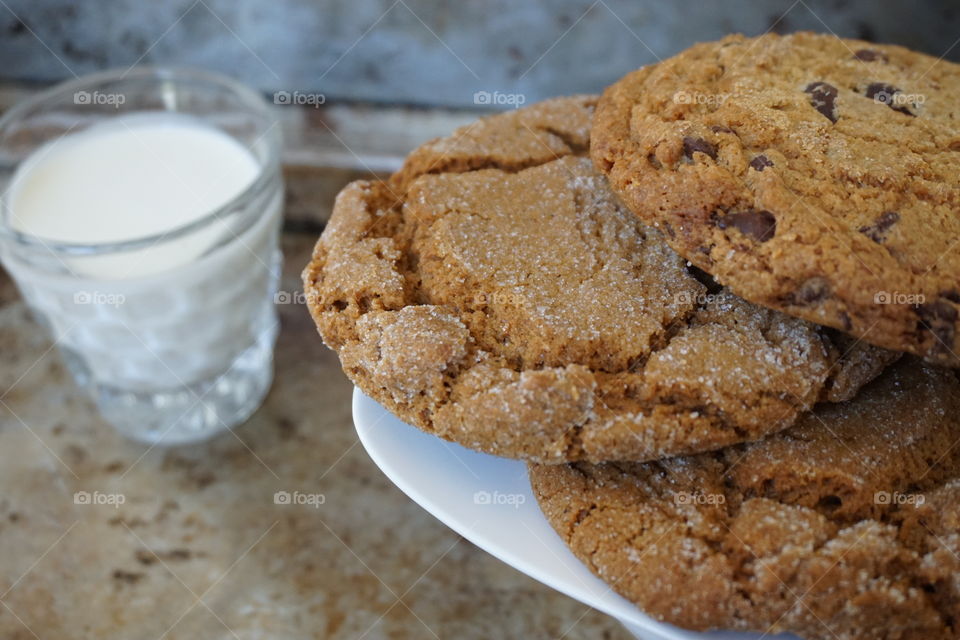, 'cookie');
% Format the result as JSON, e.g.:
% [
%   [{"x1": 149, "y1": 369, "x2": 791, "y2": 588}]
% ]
[
  {"x1": 592, "y1": 33, "x2": 960, "y2": 366},
  {"x1": 303, "y1": 96, "x2": 895, "y2": 463},
  {"x1": 530, "y1": 357, "x2": 960, "y2": 639}
]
